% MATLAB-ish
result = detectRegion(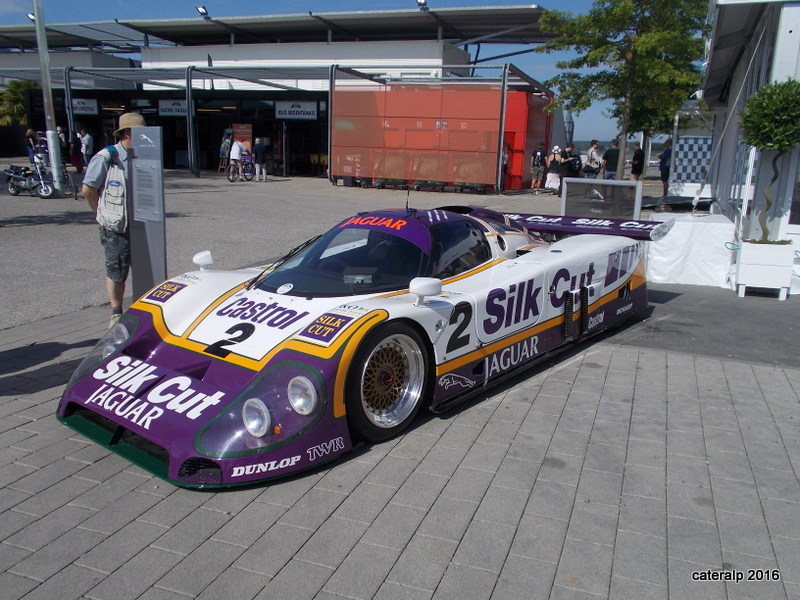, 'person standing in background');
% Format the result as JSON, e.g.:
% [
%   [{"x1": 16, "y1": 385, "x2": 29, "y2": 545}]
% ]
[
  {"x1": 530, "y1": 141, "x2": 547, "y2": 191},
  {"x1": 658, "y1": 138, "x2": 673, "y2": 196},
  {"x1": 630, "y1": 141, "x2": 645, "y2": 180},
  {"x1": 585, "y1": 139, "x2": 602, "y2": 179},
  {"x1": 69, "y1": 129, "x2": 84, "y2": 174},
  {"x1": 80, "y1": 128, "x2": 93, "y2": 165},
  {"x1": 544, "y1": 145, "x2": 562, "y2": 193},
  {"x1": 25, "y1": 128, "x2": 37, "y2": 164},
  {"x1": 602, "y1": 139, "x2": 620, "y2": 179},
  {"x1": 252, "y1": 137, "x2": 268, "y2": 182}
]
